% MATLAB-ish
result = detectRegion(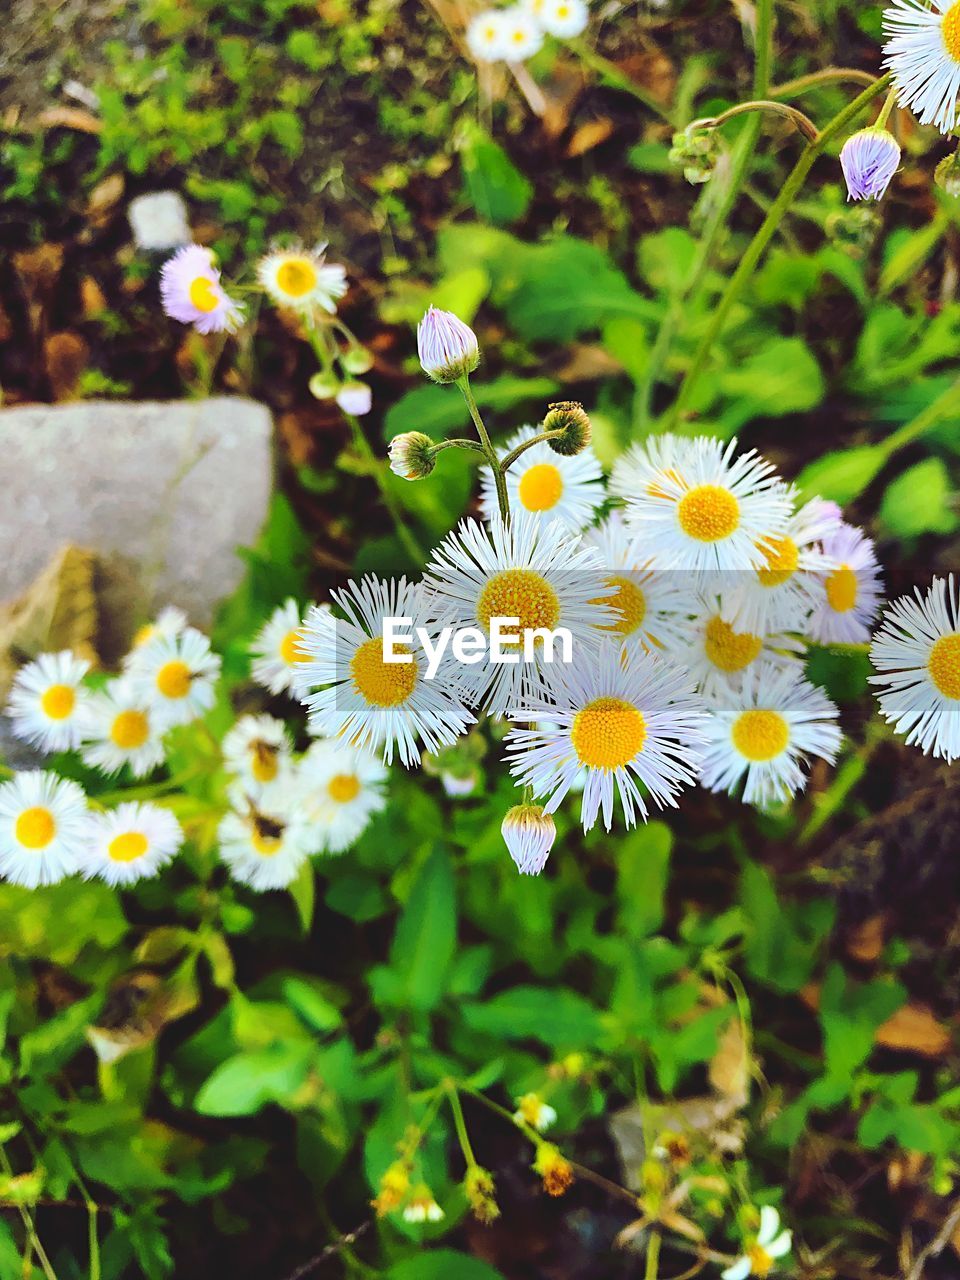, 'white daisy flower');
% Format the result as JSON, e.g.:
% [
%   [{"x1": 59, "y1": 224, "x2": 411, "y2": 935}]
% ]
[
  {"x1": 257, "y1": 241, "x2": 347, "y2": 314},
  {"x1": 7, "y1": 651, "x2": 91, "y2": 753},
  {"x1": 870, "y1": 573, "x2": 960, "y2": 761},
  {"x1": 129, "y1": 606, "x2": 188, "y2": 653},
  {"x1": 402, "y1": 1186, "x2": 444, "y2": 1224},
  {"x1": 883, "y1": 0, "x2": 960, "y2": 134},
  {"x1": 424, "y1": 513, "x2": 613, "y2": 718},
  {"x1": 295, "y1": 578, "x2": 473, "y2": 767},
  {"x1": 481, "y1": 424, "x2": 604, "y2": 532},
  {"x1": 718, "y1": 496, "x2": 839, "y2": 635},
  {"x1": 722, "y1": 1206, "x2": 793, "y2": 1280},
  {"x1": 501, "y1": 803, "x2": 557, "y2": 875},
  {"x1": 514, "y1": 1093, "x2": 558, "y2": 1131},
  {"x1": 526, "y1": 0, "x2": 589, "y2": 37},
  {"x1": 700, "y1": 663, "x2": 841, "y2": 809},
  {"x1": 499, "y1": 5, "x2": 544, "y2": 59},
  {"x1": 506, "y1": 640, "x2": 707, "y2": 832},
  {"x1": 80, "y1": 679, "x2": 165, "y2": 778},
  {"x1": 623, "y1": 436, "x2": 793, "y2": 575},
  {"x1": 682, "y1": 597, "x2": 804, "y2": 697},
  {"x1": 218, "y1": 790, "x2": 310, "y2": 891},
  {"x1": 608, "y1": 432, "x2": 698, "y2": 504},
  {"x1": 125, "y1": 627, "x2": 221, "y2": 728},
  {"x1": 0, "y1": 771, "x2": 88, "y2": 888},
  {"x1": 466, "y1": 10, "x2": 511, "y2": 62},
  {"x1": 250, "y1": 598, "x2": 311, "y2": 696},
  {"x1": 298, "y1": 738, "x2": 388, "y2": 854},
  {"x1": 808, "y1": 523, "x2": 883, "y2": 645},
  {"x1": 222, "y1": 715, "x2": 293, "y2": 800},
  {"x1": 583, "y1": 510, "x2": 694, "y2": 651},
  {"x1": 78, "y1": 801, "x2": 182, "y2": 887}
]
